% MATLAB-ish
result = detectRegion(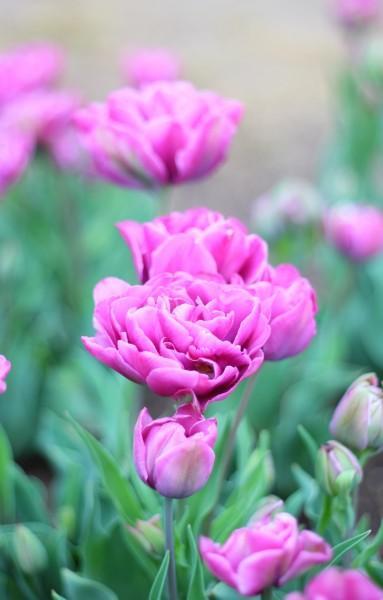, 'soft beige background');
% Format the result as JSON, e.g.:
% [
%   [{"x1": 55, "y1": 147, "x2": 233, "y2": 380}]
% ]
[{"x1": 0, "y1": 1, "x2": 347, "y2": 214}]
